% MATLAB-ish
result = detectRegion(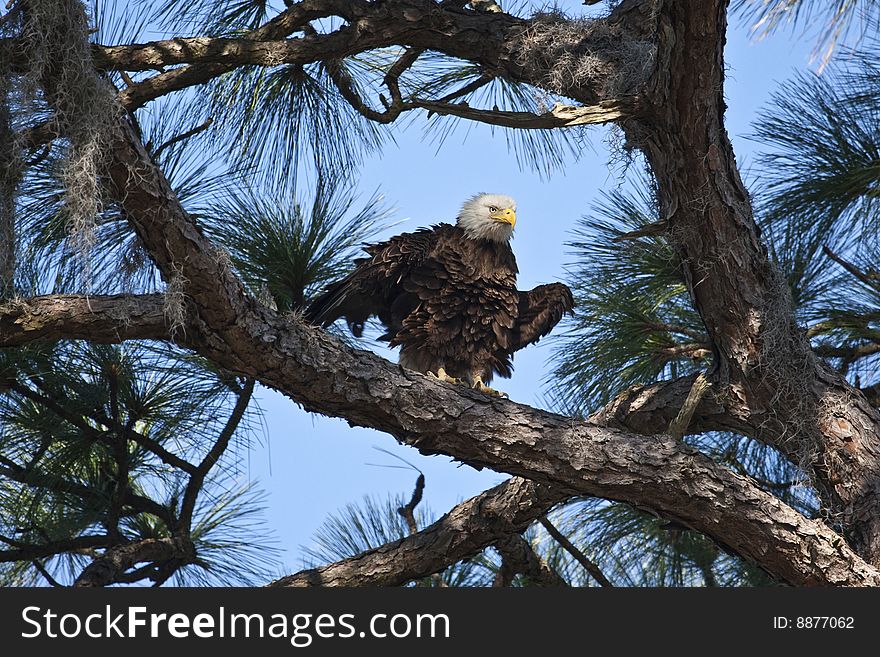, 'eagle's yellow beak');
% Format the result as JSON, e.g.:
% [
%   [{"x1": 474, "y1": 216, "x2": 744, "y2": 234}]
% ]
[{"x1": 491, "y1": 208, "x2": 516, "y2": 227}]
